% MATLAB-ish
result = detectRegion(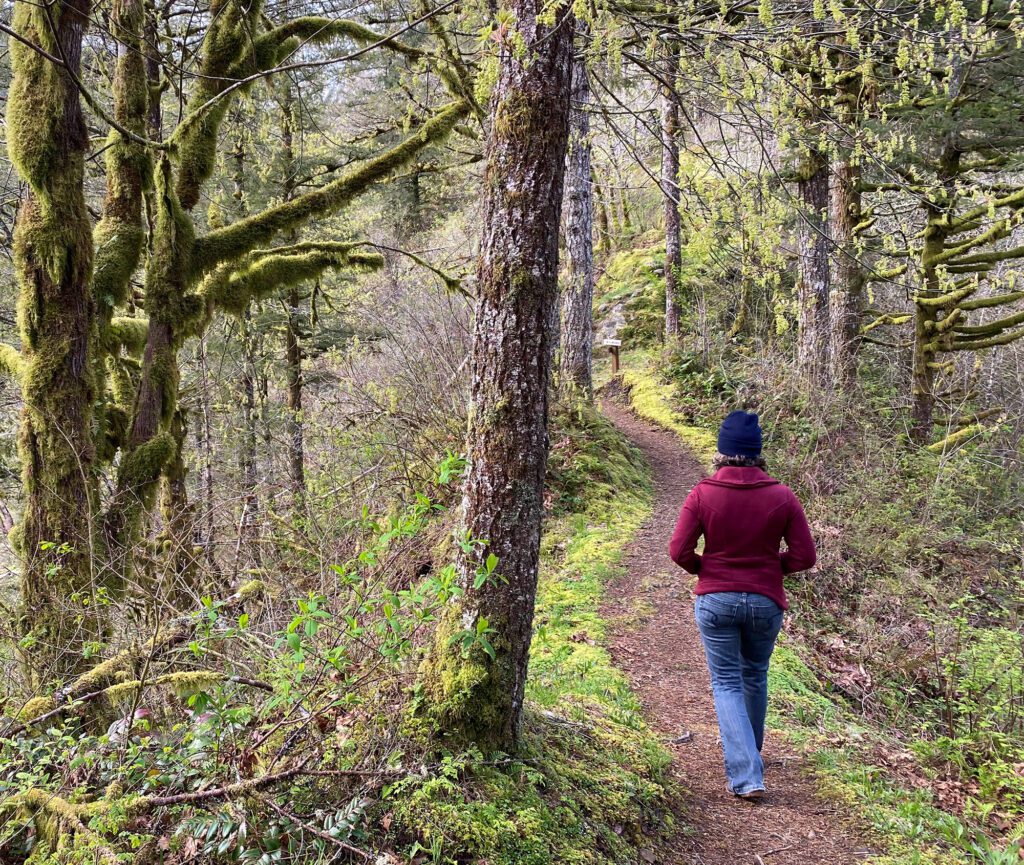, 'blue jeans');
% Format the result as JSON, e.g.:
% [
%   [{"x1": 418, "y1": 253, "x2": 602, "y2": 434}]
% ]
[{"x1": 694, "y1": 591, "x2": 784, "y2": 795}]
